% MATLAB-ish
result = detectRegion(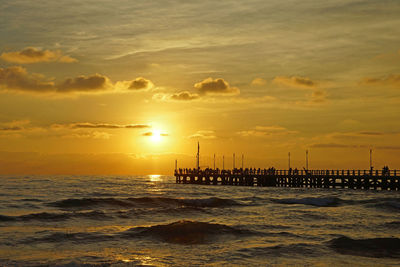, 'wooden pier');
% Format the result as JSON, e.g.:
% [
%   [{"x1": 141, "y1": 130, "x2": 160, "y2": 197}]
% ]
[{"x1": 175, "y1": 168, "x2": 400, "y2": 191}]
